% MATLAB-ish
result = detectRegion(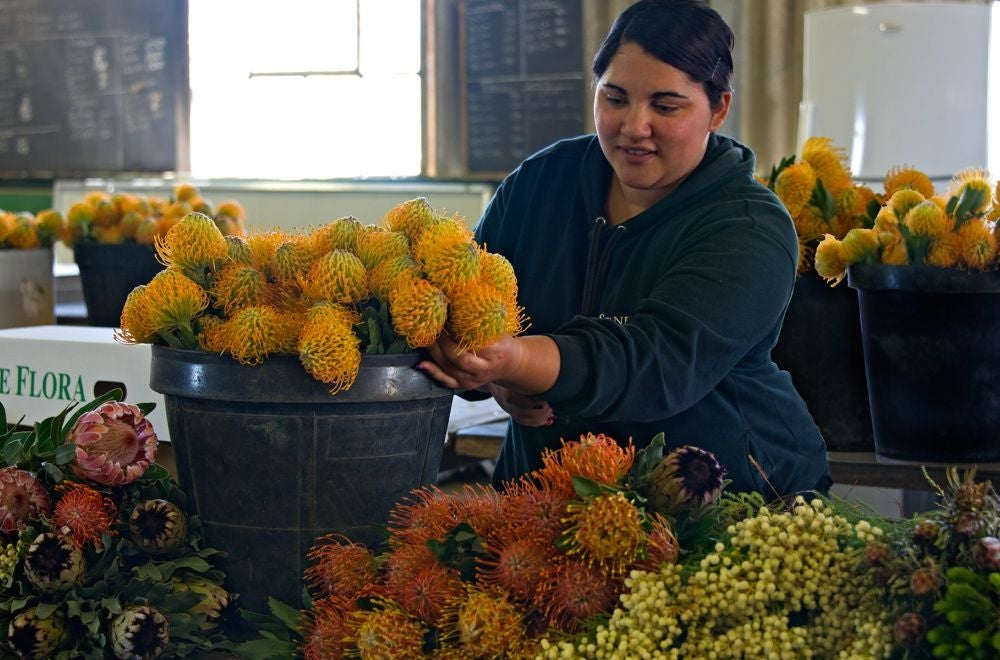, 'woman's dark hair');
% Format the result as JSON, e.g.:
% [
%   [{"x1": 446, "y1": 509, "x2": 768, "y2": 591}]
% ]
[{"x1": 592, "y1": 0, "x2": 734, "y2": 108}]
